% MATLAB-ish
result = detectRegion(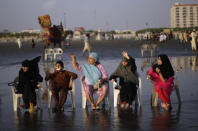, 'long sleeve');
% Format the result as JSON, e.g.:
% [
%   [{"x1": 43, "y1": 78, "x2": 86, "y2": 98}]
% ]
[
  {"x1": 66, "y1": 71, "x2": 78, "y2": 80},
  {"x1": 45, "y1": 73, "x2": 56, "y2": 81},
  {"x1": 97, "y1": 64, "x2": 108, "y2": 79},
  {"x1": 128, "y1": 56, "x2": 137, "y2": 72}
]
